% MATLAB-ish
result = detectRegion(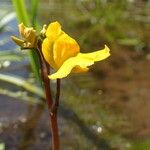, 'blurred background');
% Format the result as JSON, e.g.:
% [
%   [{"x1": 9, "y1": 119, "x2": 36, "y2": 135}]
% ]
[{"x1": 0, "y1": 0, "x2": 150, "y2": 149}]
